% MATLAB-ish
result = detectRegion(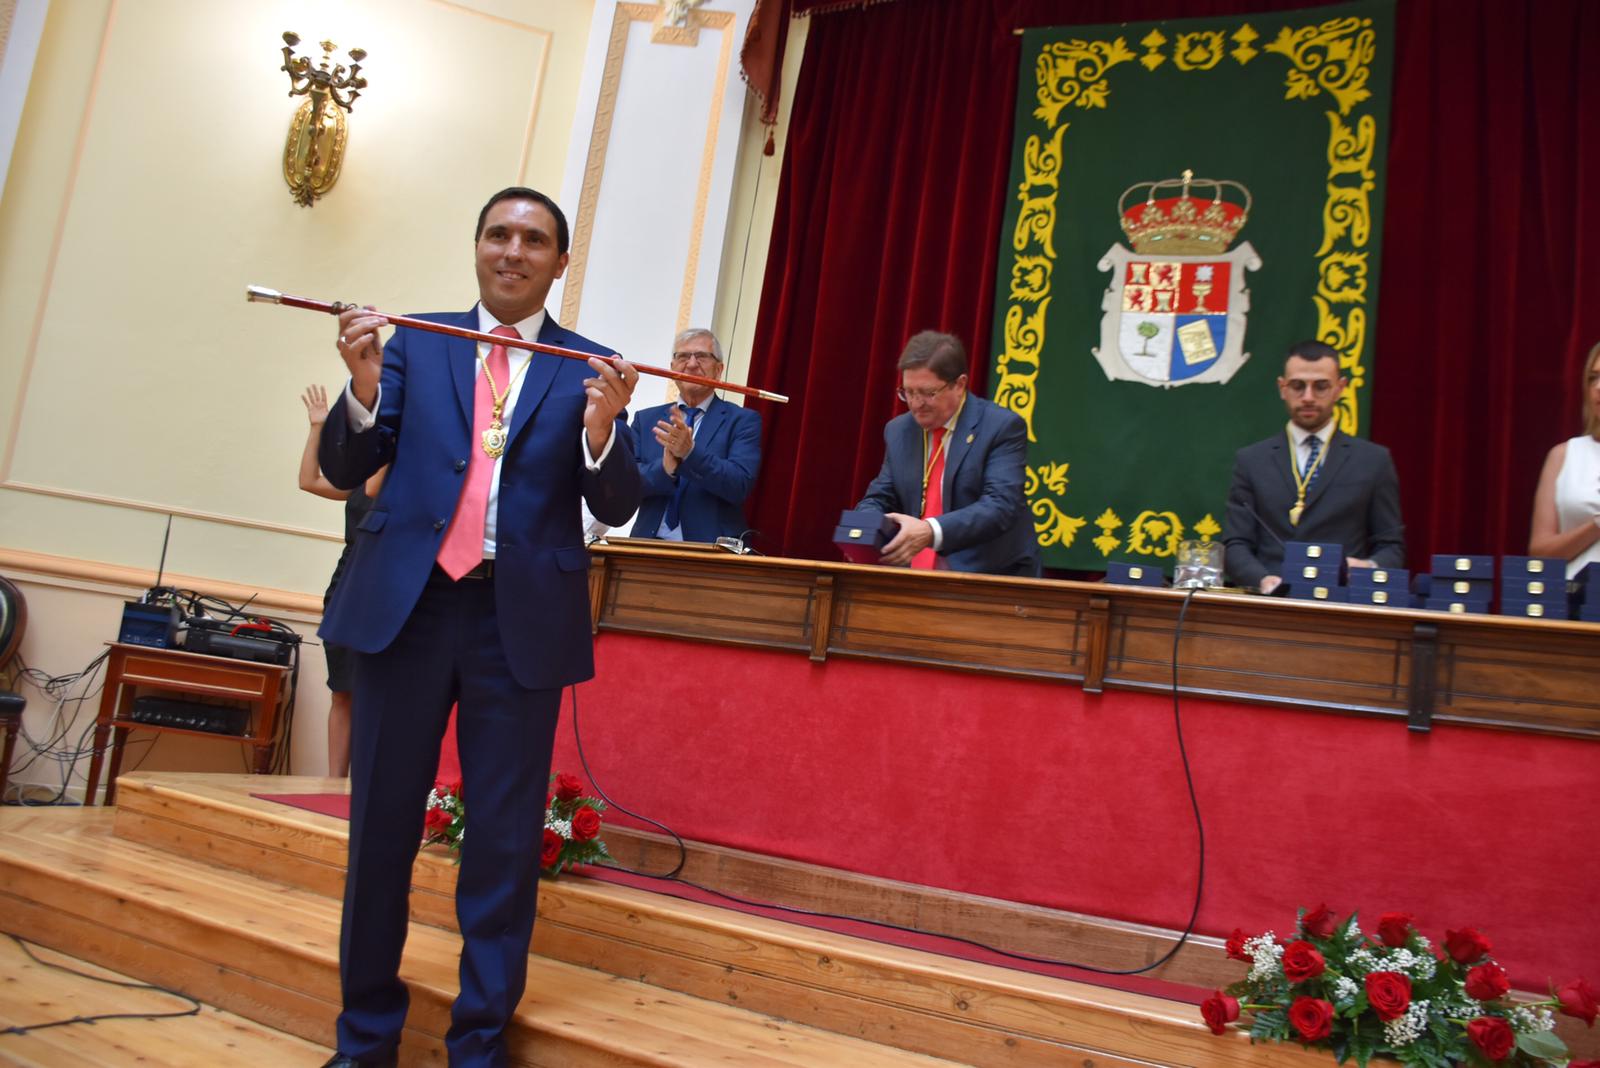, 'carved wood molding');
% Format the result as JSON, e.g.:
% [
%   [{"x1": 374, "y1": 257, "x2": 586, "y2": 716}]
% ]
[{"x1": 587, "y1": 543, "x2": 1600, "y2": 740}]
